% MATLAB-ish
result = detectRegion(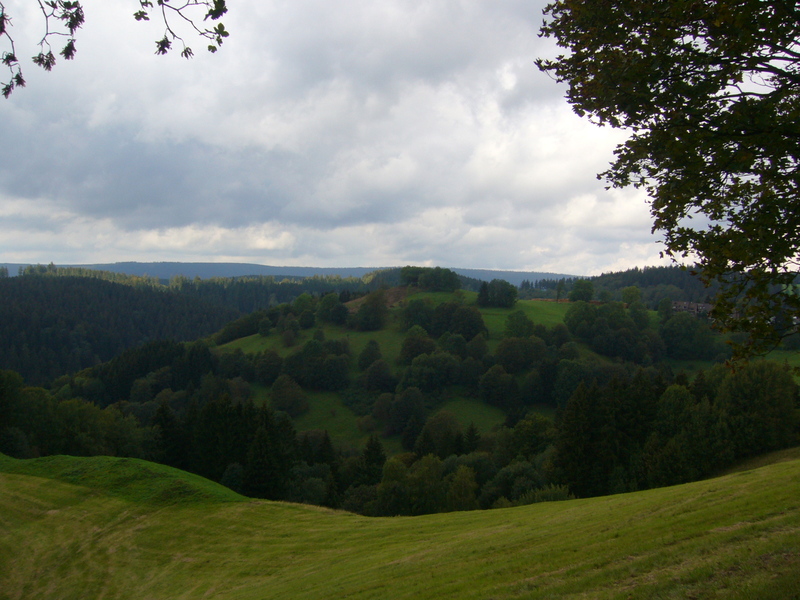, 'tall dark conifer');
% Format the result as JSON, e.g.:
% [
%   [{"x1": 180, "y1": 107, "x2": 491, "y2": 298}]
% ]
[
  {"x1": 477, "y1": 281, "x2": 490, "y2": 307},
  {"x1": 554, "y1": 381, "x2": 618, "y2": 497},
  {"x1": 243, "y1": 426, "x2": 275, "y2": 499},
  {"x1": 152, "y1": 401, "x2": 188, "y2": 470}
]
